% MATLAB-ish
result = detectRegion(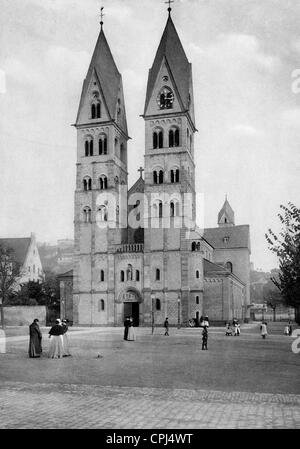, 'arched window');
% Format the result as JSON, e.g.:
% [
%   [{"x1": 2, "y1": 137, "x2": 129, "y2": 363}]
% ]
[
  {"x1": 170, "y1": 202, "x2": 175, "y2": 217},
  {"x1": 97, "y1": 205, "x2": 108, "y2": 222},
  {"x1": 196, "y1": 296, "x2": 199, "y2": 305},
  {"x1": 156, "y1": 298, "x2": 161, "y2": 311},
  {"x1": 153, "y1": 129, "x2": 163, "y2": 149},
  {"x1": 83, "y1": 177, "x2": 92, "y2": 191},
  {"x1": 191, "y1": 242, "x2": 196, "y2": 252},
  {"x1": 96, "y1": 102, "x2": 101, "y2": 118},
  {"x1": 156, "y1": 268, "x2": 160, "y2": 281},
  {"x1": 170, "y1": 169, "x2": 180, "y2": 183},
  {"x1": 99, "y1": 175, "x2": 108, "y2": 190},
  {"x1": 158, "y1": 201, "x2": 163, "y2": 218},
  {"x1": 100, "y1": 270, "x2": 104, "y2": 282},
  {"x1": 136, "y1": 270, "x2": 140, "y2": 282},
  {"x1": 169, "y1": 128, "x2": 180, "y2": 147},
  {"x1": 157, "y1": 86, "x2": 174, "y2": 109},
  {"x1": 91, "y1": 104, "x2": 96, "y2": 119},
  {"x1": 98, "y1": 299, "x2": 105, "y2": 312},
  {"x1": 196, "y1": 270, "x2": 200, "y2": 279},
  {"x1": 152, "y1": 202, "x2": 158, "y2": 218},
  {"x1": 83, "y1": 207, "x2": 91, "y2": 223},
  {"x1": 226, "y1": 261, "x2": 233, "y2": 272},
  {"x1": 127, "y1": 264, "x2": 133, "y2": 281},
  {"x1": 158, "y1": 170, "x2": 164, "y2": 184},
  {"x1": 120, "y1": 270, "x2": 125, "y2": 282},
  {"x1": 99, "y1": 134, "x2": 107, "y2": 155},
  {"x1": 153, "y1": 171, "x2": 158, "y2": 184},
  {"x1": 175, "y1": 169, "x2": 180, "y2": 183},
  {"x1": 84, "y1": 137, "x2": 93, "y2": 156}
]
